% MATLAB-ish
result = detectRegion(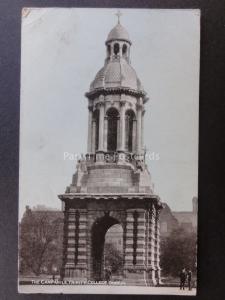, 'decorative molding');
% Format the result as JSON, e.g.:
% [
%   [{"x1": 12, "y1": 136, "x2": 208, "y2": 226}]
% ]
[
  {"x1": 85, "y1": 87, "x2": 146, "y2": 100},
  {"x1": 120, "y1": 100, "x2": 126, "y2": 107}
]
